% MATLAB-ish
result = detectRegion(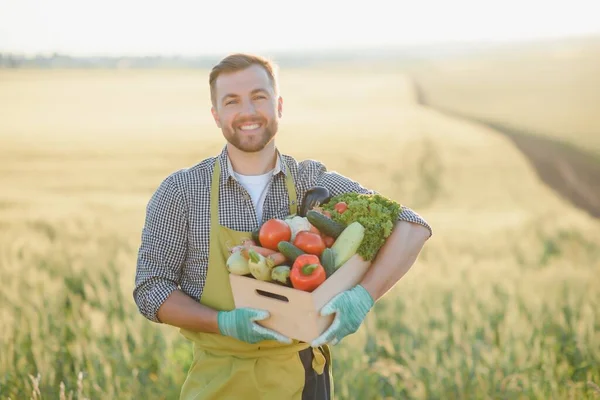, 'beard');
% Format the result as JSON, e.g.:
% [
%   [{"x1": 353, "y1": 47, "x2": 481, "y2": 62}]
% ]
[{"x1": 223, "y1": 117, "x2": 278, "y2": 153}]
